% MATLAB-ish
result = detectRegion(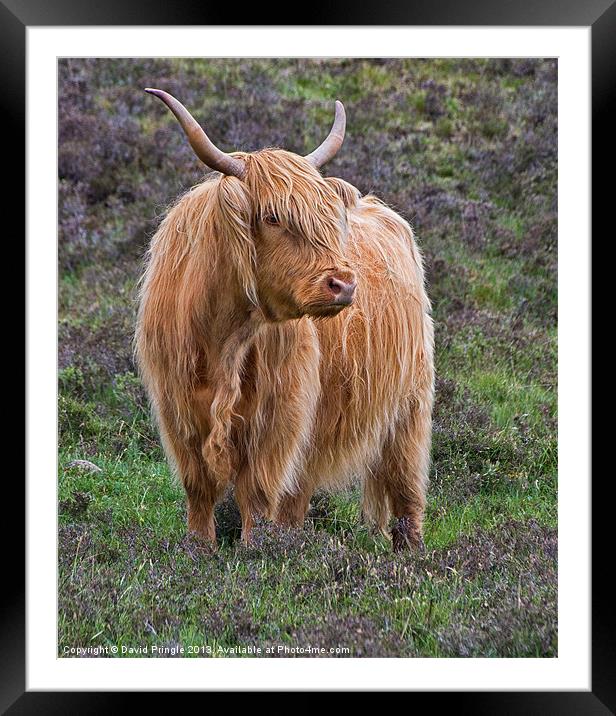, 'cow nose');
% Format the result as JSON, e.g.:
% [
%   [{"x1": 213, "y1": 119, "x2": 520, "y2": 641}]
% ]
[{"x1": 327, "y1": 275, "x2": 357, "y2": 305}]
